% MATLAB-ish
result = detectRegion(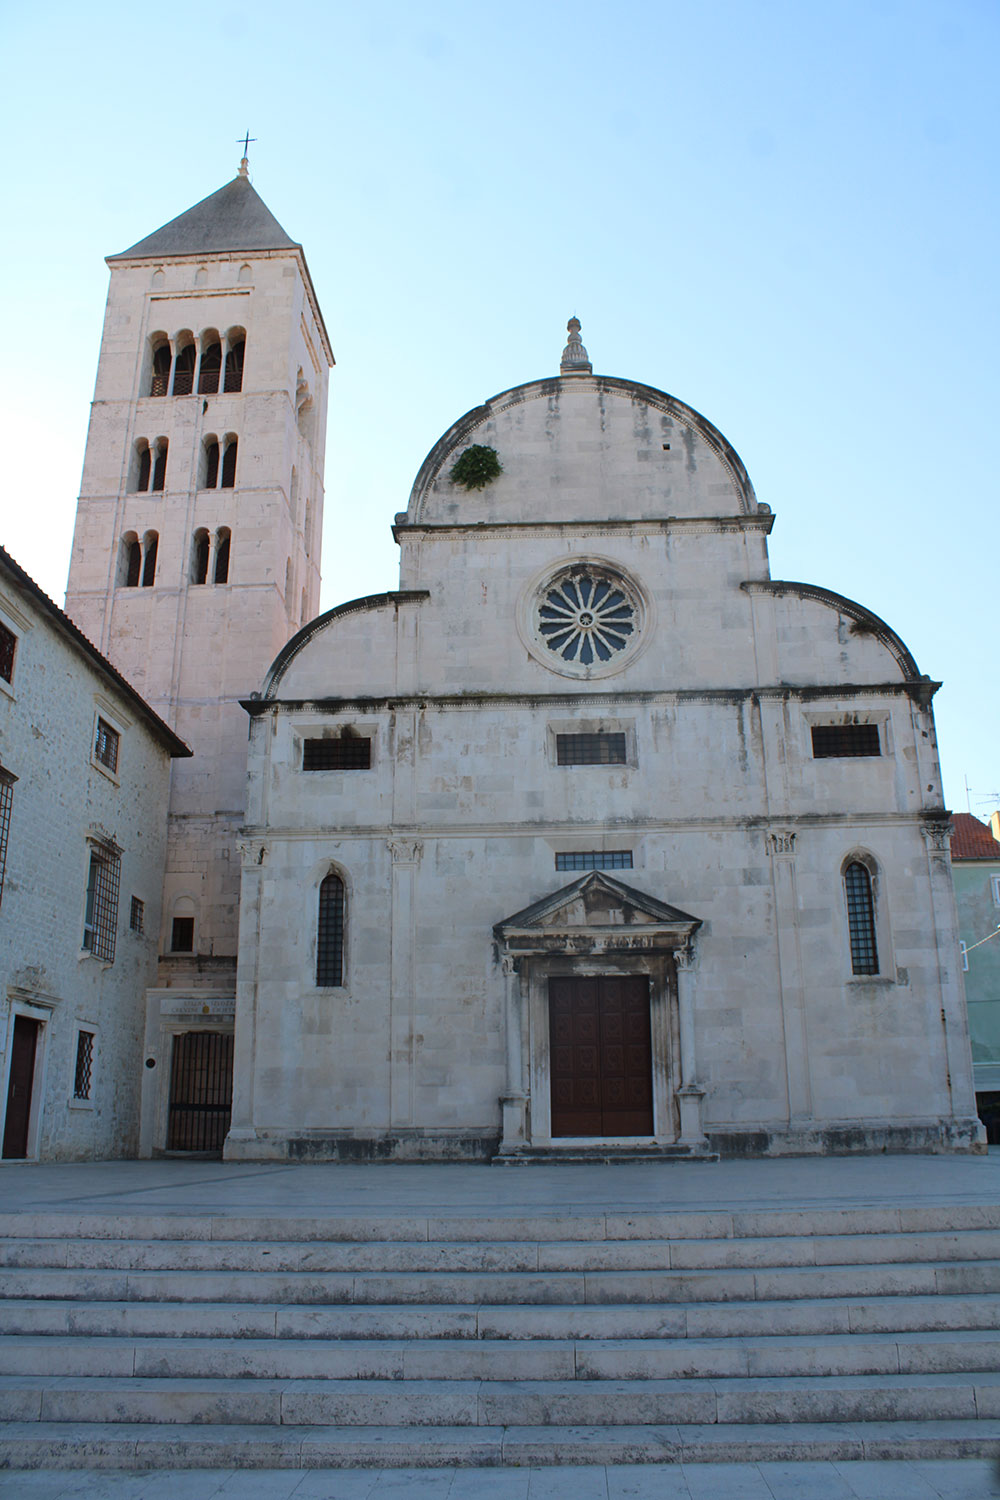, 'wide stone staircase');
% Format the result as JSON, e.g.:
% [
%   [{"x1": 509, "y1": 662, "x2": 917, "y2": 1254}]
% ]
[{"x1": 1, "y1": 1199, "x2": 1000, "y2": 1469}]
